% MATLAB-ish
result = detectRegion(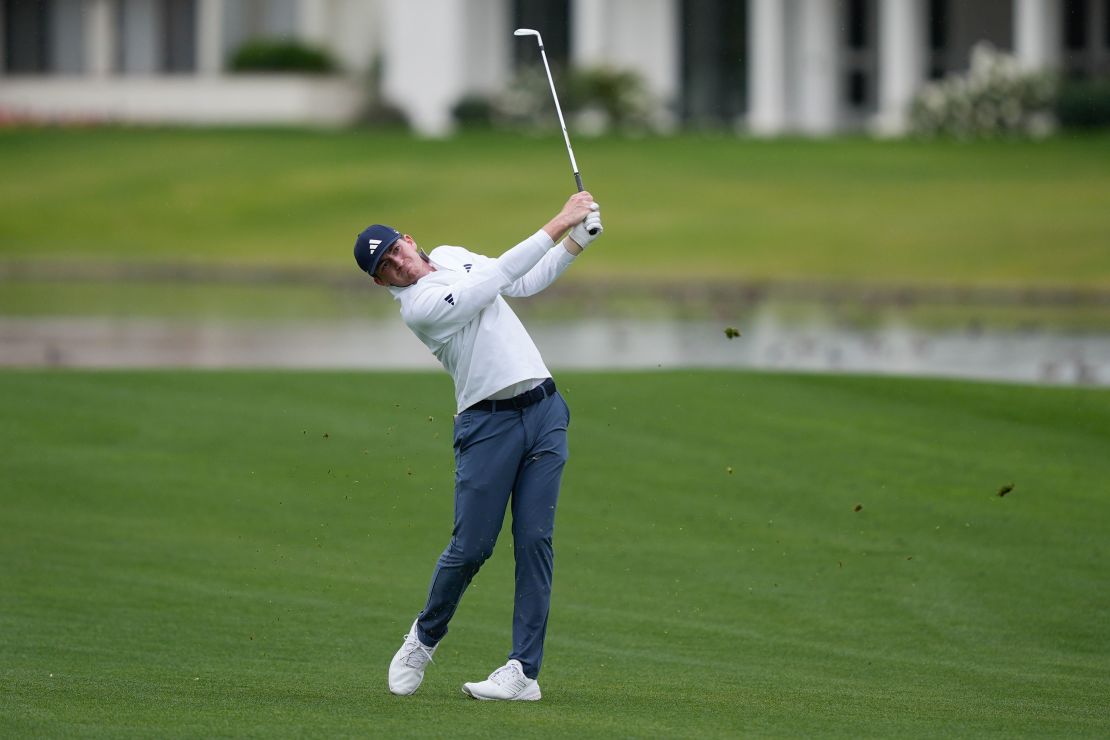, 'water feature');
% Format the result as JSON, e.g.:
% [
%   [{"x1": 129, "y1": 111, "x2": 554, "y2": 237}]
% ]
[{"x1": 3, "y1": 309, "x2": 1107, "y2": 385}]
